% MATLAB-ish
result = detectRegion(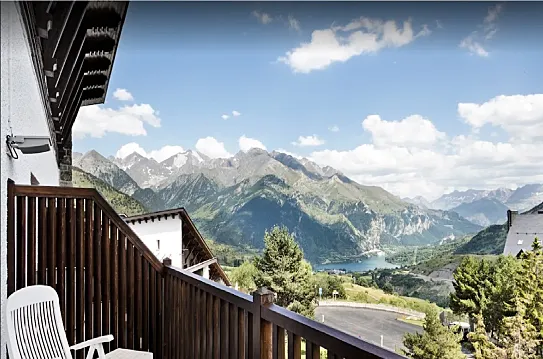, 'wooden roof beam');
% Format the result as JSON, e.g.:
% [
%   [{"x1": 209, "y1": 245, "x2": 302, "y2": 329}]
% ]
[
  {"x1": 56, "y1": 5, "x2": 122, "y2": 93},
  {"x1": 185, "y1": 258, "x2": 218, "y2": 274},
  {"x1": 34, "y1": 5, "x2": 53, "y2": 39},
  {"x1": 52, "y1": 1, "x2": 88, "y2": 87},
  {"x1": 59, "y1": 84, "x2": 83, "y2": 143}
]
